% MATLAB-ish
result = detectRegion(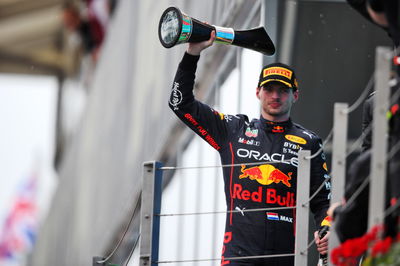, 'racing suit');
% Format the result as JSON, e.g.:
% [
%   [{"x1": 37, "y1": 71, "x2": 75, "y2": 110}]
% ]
[{"x1": 169, "y1": 52, "x2": 331, "y2": 265}]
